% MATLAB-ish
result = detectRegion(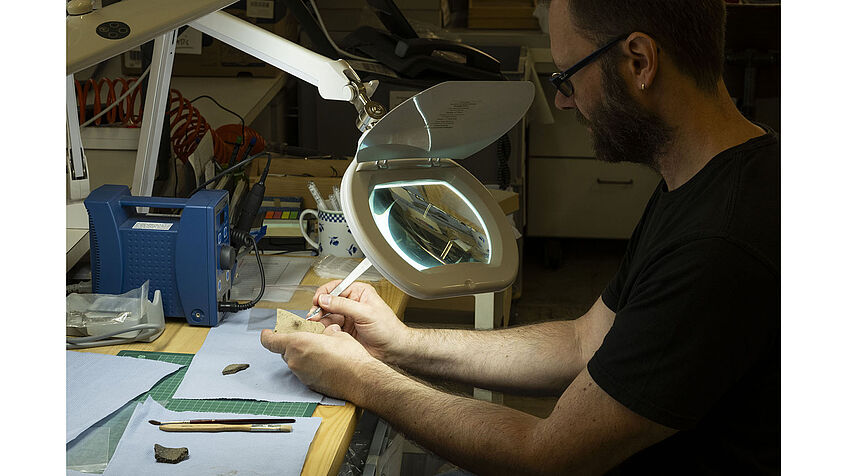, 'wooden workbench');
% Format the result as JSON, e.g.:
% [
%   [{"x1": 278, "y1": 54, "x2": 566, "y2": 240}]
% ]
[{"x1": 73, "y1": 256, "x2": 409, "y2": 476}]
